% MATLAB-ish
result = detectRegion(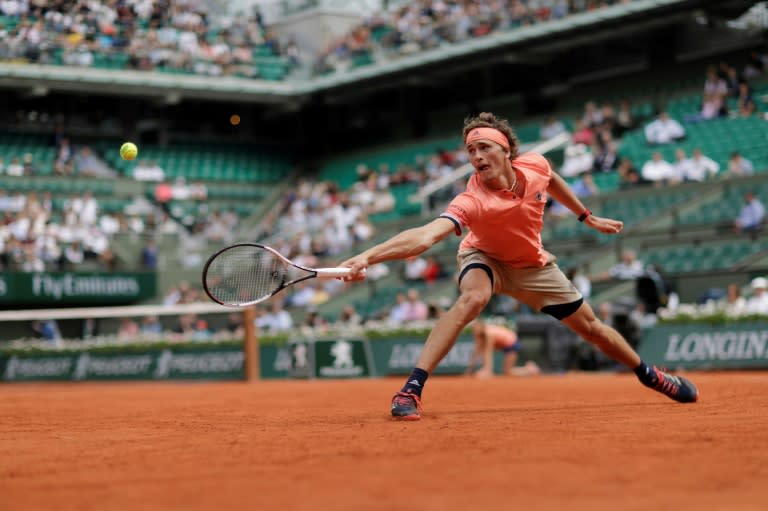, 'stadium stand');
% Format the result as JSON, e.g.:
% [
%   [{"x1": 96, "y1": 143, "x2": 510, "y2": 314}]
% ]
[
  {"x1": 0, "y1": 0, "x2": 651, "y2": 82},
  {"x1": 1, "y1": 0, "x2": 767, "y2": 347}
]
